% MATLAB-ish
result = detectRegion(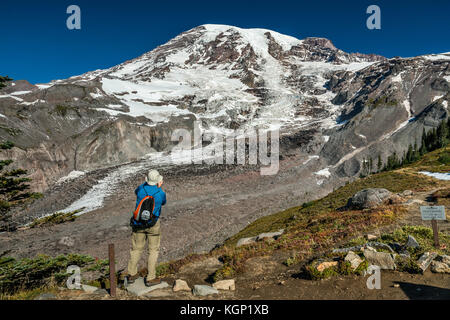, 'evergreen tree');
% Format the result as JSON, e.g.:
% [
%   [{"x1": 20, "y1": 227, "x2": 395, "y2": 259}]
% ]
[
  {"x1": 0, "y1": 141, "x2": 41, "y2": 231},
  {"x1": 377, "y1": 155, "x2": 382, "y2": 172},
  {"x1": 0, "y1": 75, "x2": 12, "y2": 89}
]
